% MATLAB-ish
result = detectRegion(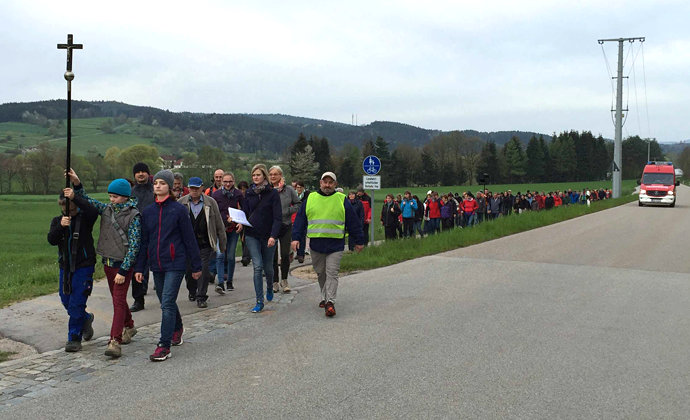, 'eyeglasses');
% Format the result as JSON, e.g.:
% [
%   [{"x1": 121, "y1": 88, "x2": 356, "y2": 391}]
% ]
[{"x1": 222, "y1": 180, "x2": 234, "y2": 184}]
